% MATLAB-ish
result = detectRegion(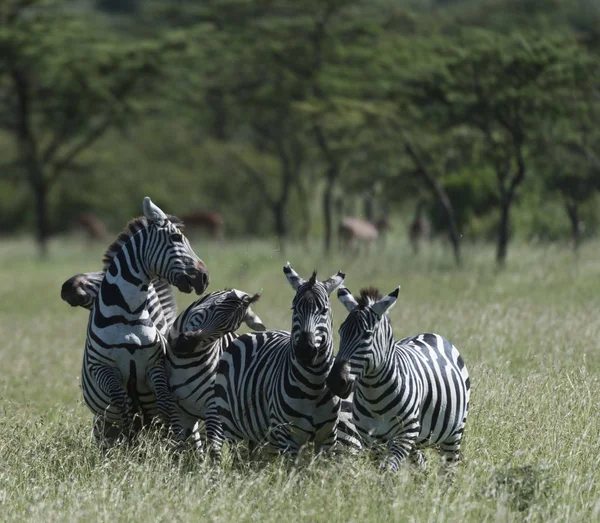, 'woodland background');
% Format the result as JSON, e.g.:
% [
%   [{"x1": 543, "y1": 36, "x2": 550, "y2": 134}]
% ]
[{"x1": 1, "y1": 0, "x2": 600, "y2": 265}]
